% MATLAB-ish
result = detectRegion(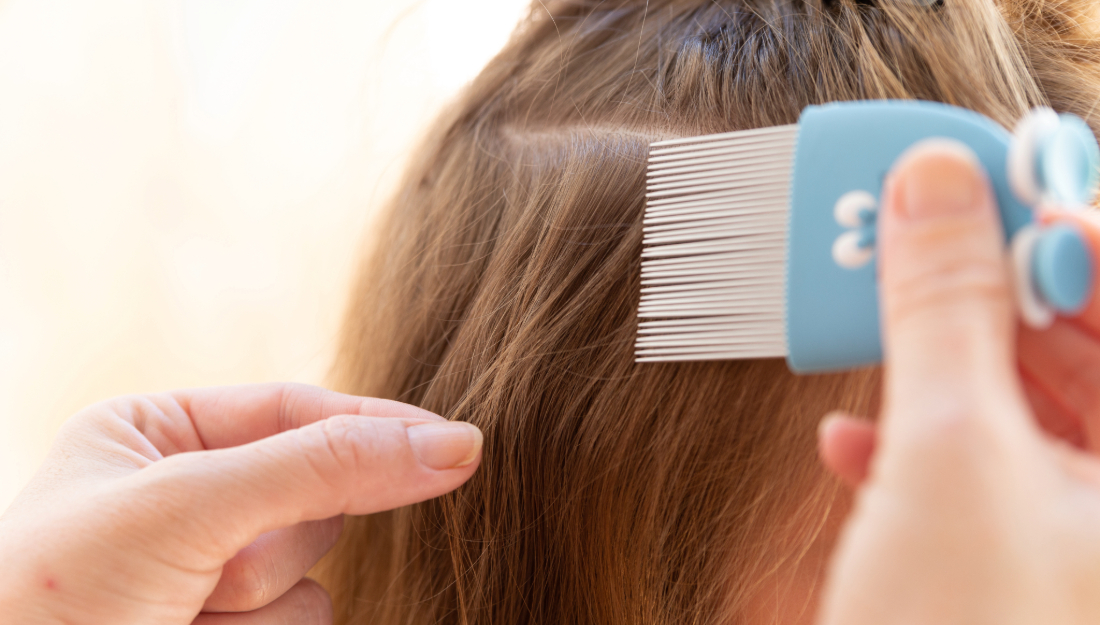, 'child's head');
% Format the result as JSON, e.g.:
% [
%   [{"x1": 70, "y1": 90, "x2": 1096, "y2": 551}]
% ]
[{"x1": 320, "y1": 2, "x2": 1100, "y2": 623}]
